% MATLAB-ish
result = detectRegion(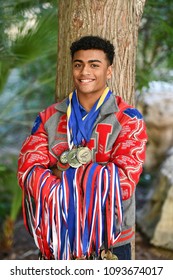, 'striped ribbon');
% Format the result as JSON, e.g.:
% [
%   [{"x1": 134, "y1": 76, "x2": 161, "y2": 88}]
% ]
[{"x1": 24, "y1": 163, "x2": 123, "y2": 259}]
